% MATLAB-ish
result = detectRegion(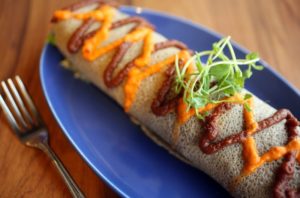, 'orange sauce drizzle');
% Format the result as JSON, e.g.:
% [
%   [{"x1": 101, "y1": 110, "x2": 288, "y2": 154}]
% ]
[
  {"x1": 177, "y1": 93, "x2": 300, "y2": 180},
  {"x1": 240, "y1": 99, "x2": 300, "y2": 177},
  {"x1": 53, "y1": 4, "x2": 300, "y2": 183},
  {"x1": 53, "y1": 9, "x2": 105, "y2": 21},
  {"x1": 134, "y1": 32, "x2": 153, "y2": 68},
  {"x1": 242, "y1": 137, "x2": 300, "y2": 176},
  {"x1": 83, "y1": 27, "x2": 153, "y2": 61},
  {"x1": 82, "y1": 6, "x2": 115, "y2": 59},
  {"x1": 177, "y1": 94, "x2": 247, "y2": 124},
  {"x1": 243, "y1": 98, "x2": 258, "y2": 135},
  {"x1": 54, "y1": 5, "x2": 156, "y2": 110},
  {"x1": 297, "y1": 152, "x2": 300, "y2": 163},
  {"x1": 124, "y1": 50, "x2": 191, "y2": 111}
]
